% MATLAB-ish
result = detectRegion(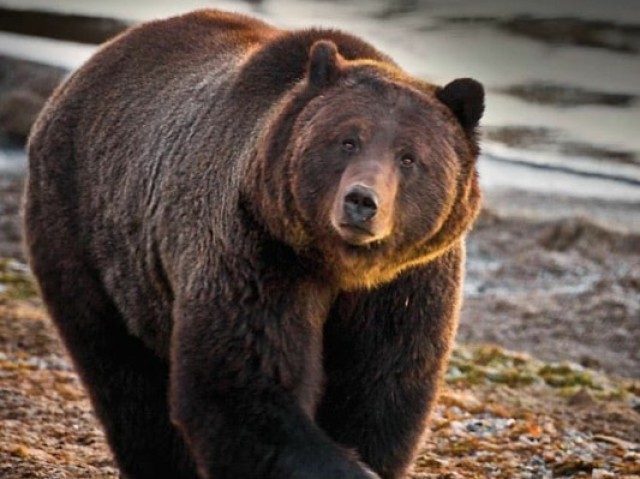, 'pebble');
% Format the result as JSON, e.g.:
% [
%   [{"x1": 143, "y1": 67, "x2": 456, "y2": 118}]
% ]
[{"x1": 591, "y1": 468, "x2": 616, "y2": 478}]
